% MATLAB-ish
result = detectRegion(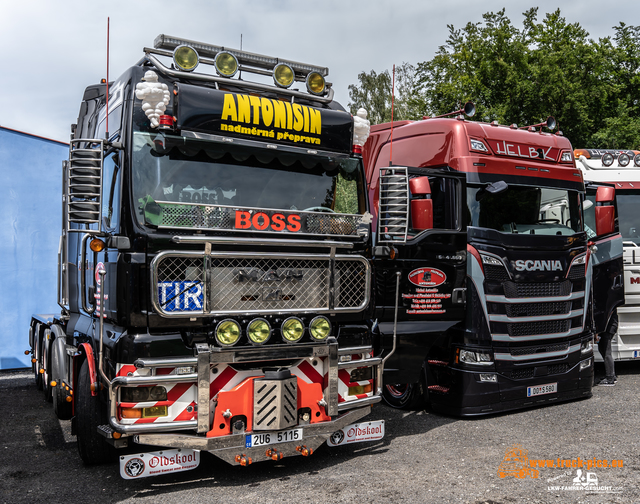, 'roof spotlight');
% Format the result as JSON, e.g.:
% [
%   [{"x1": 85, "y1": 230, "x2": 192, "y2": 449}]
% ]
[
  {"x1": 306, "y1": 72, "x2": 326, "y2": 95},
  {"x1": 173, "y1": 45, "x2": 199, "y2": 72},
  {"x1": 215, "y1": 51, "x2": 239, "y2": 77},
  {"x1": 273, "y1": 63, "x2": 295, "y2": 88},
  {"x1": 602, "y1": 153, "x2": 615, "y2": 167},
  {"x1": 634, "y1": 154, "x2": 640, "y2": 167},
  {"x1": 618, "y1": 153, "x2": 630, "y2": 167}
]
